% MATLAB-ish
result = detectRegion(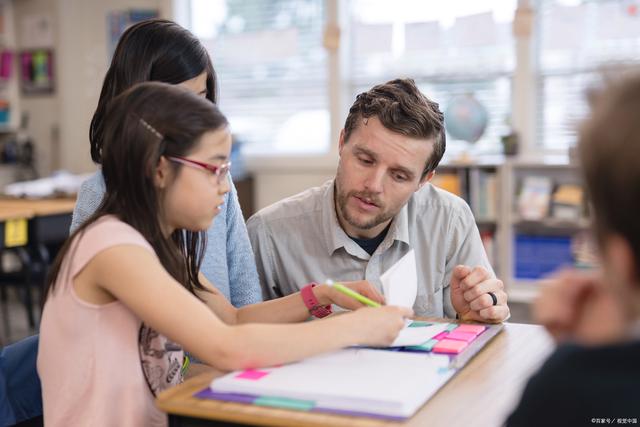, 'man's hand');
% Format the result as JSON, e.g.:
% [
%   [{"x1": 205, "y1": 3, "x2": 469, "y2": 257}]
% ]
[{"x1": 450, "y1": 265, "x2": 509, "y2": 323}]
